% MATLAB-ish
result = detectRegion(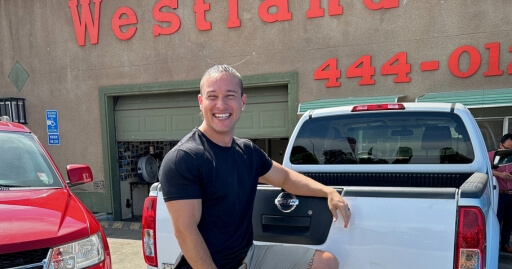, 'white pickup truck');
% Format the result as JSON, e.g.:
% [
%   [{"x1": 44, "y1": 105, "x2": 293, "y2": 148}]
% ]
[{"x1": 142, "y1": 102, "x2": 501, "y2": 269}]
